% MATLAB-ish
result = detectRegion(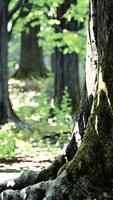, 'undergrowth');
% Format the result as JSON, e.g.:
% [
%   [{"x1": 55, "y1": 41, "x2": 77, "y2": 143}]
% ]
[{"x1": 0, "y1": 74, "x2": 73, "y2": 160}]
